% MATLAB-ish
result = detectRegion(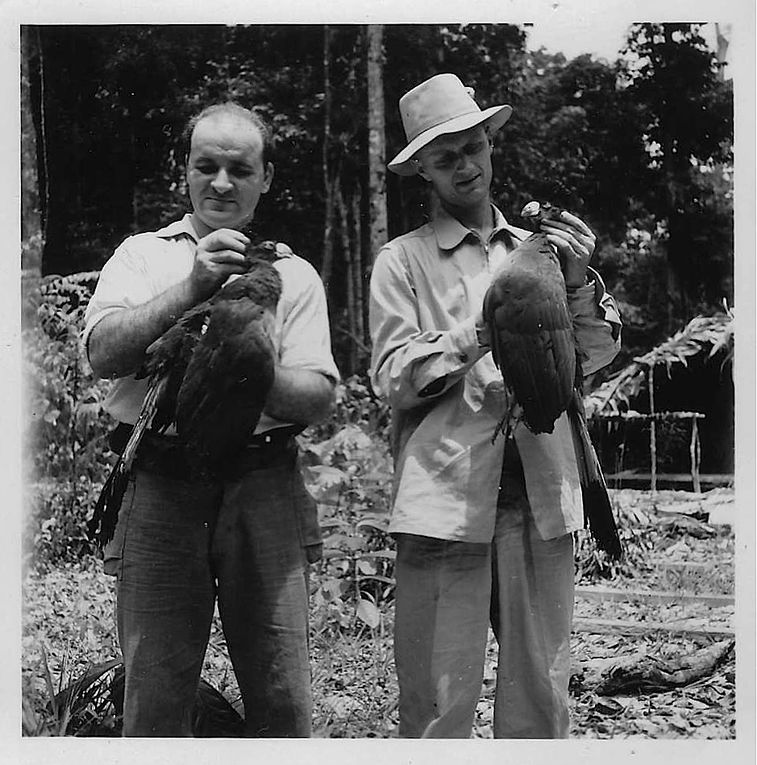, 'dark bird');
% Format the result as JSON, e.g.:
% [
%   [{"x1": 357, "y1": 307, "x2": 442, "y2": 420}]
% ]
[
  {"x1": 88, "y1": 241, "x2": 283, "y2": 547},
  {"x1": 482, "y1": 202, "x2": 622, "y2": 559}
]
